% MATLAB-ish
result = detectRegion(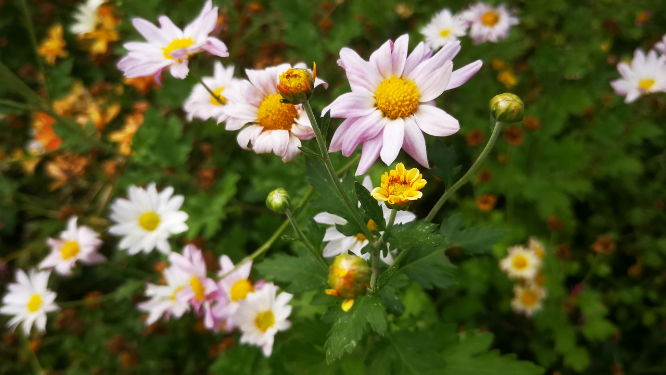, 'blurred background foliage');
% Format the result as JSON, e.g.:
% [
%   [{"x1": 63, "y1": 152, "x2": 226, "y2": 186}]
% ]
[{"x1": 1, "y1": 0, "x2": 666, "y2": 374}]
